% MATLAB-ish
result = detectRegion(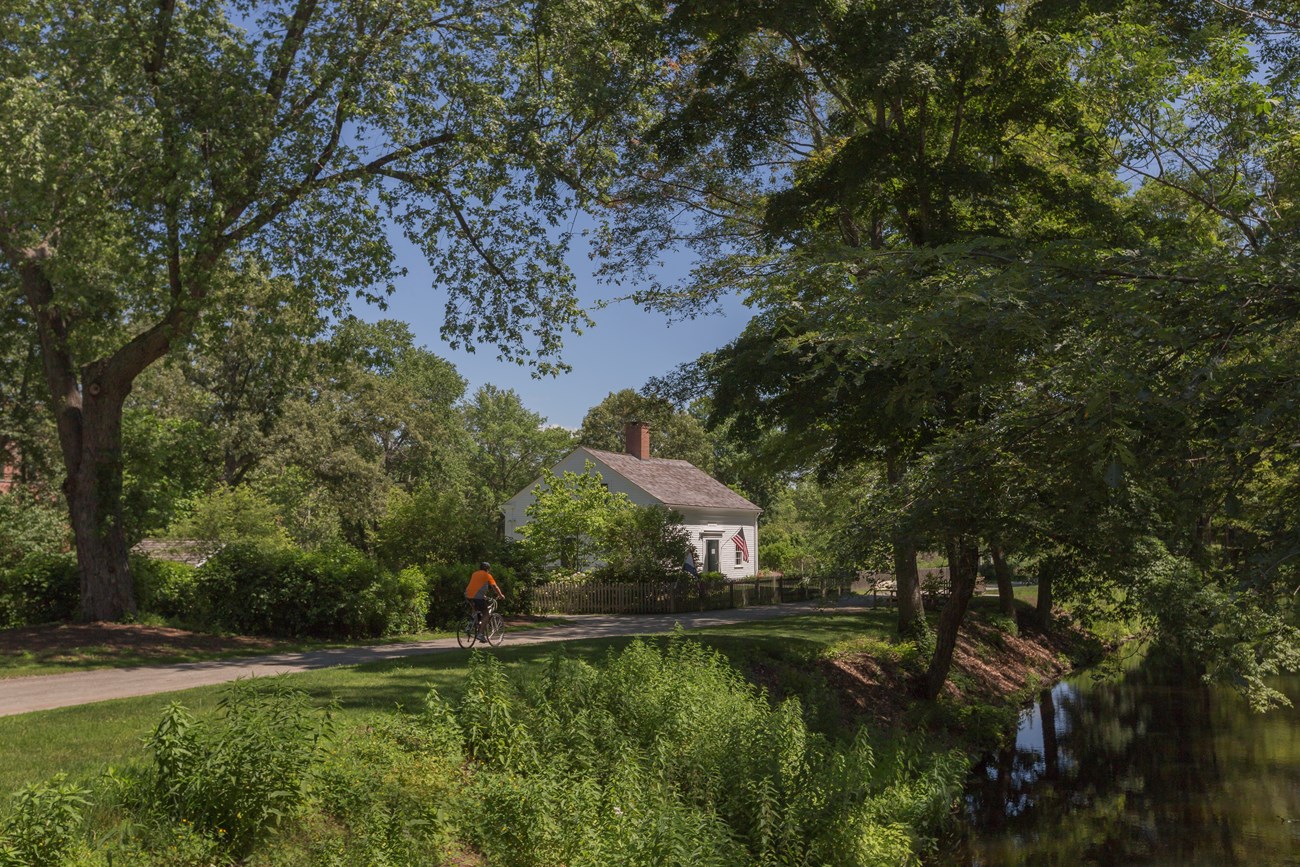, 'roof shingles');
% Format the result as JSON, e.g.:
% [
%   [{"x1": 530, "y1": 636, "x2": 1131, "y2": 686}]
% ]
[{"x1": 582, "y1": 448, "x2": 760, "y2": 511}]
